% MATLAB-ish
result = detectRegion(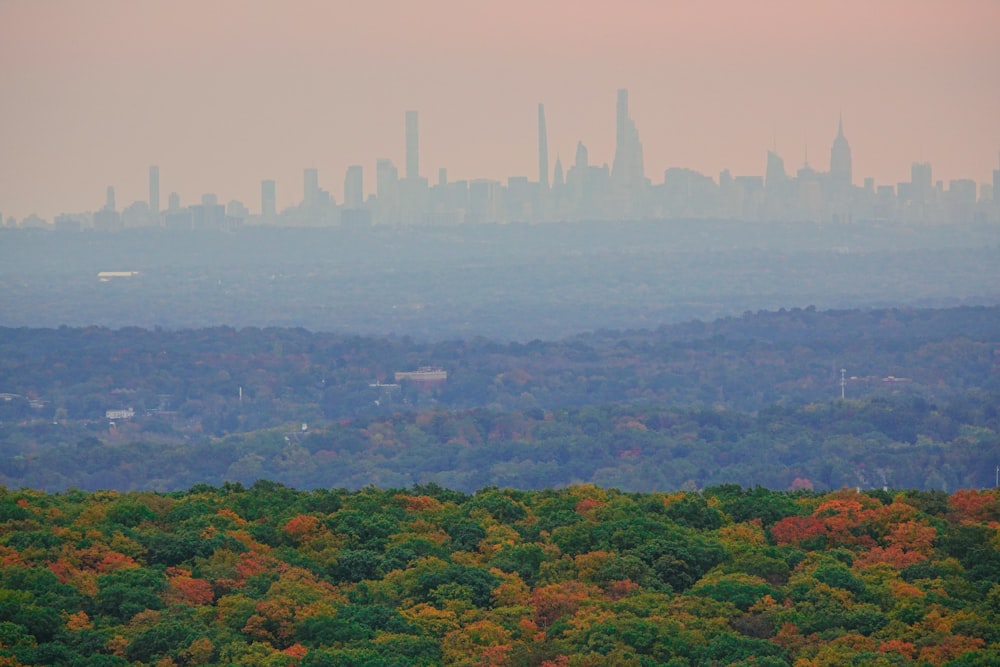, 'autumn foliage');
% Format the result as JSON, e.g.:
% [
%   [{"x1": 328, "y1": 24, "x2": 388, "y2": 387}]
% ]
[{"x1": 0, "y1": 483, "x2": 998, "y2": 666}]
